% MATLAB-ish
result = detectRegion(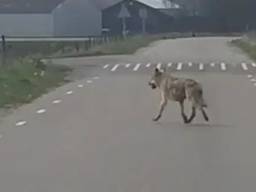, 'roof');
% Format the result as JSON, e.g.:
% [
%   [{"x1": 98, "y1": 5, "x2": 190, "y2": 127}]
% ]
[
  {"x1": 101, "y1": 0, "x2": 181, "y2": 10},
  {"x1": 0, "y1": 0, "x2": 66, "y2": 14},
  {"x1": 137, "y1": 0, "x2": 180, "y2": 9},
  {"x1": 93, "y1": 0, "x2": 121, "y2": 10}
]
